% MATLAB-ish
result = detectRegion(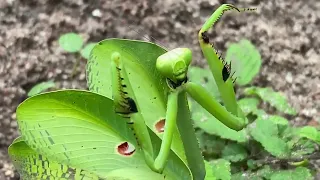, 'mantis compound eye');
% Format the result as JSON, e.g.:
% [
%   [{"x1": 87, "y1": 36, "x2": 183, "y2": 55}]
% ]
[{"x1": 156, "y1": 48, "x2": 192, "y2": 84}]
